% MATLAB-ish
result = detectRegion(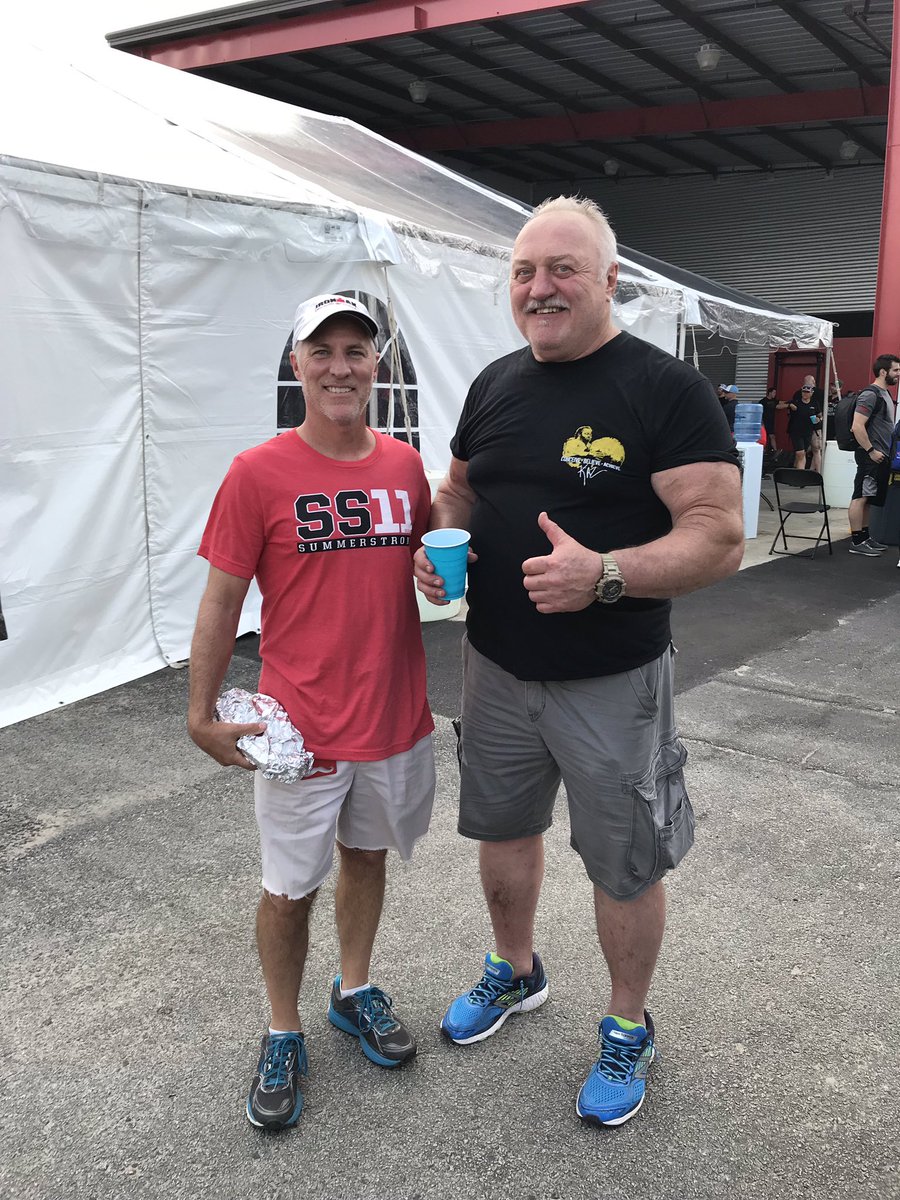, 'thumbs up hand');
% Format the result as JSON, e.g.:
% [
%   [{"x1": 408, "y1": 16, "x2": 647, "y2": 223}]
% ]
[{"x1": 521, "y1": 512, "x2": 603, "y2": 613}]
